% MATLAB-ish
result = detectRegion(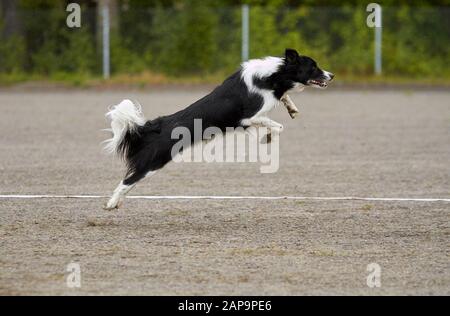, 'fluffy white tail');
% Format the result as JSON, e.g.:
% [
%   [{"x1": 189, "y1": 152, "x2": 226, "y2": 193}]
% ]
[{"x1": 103, "y1": 99, "x2": 146, "y2": 155}]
